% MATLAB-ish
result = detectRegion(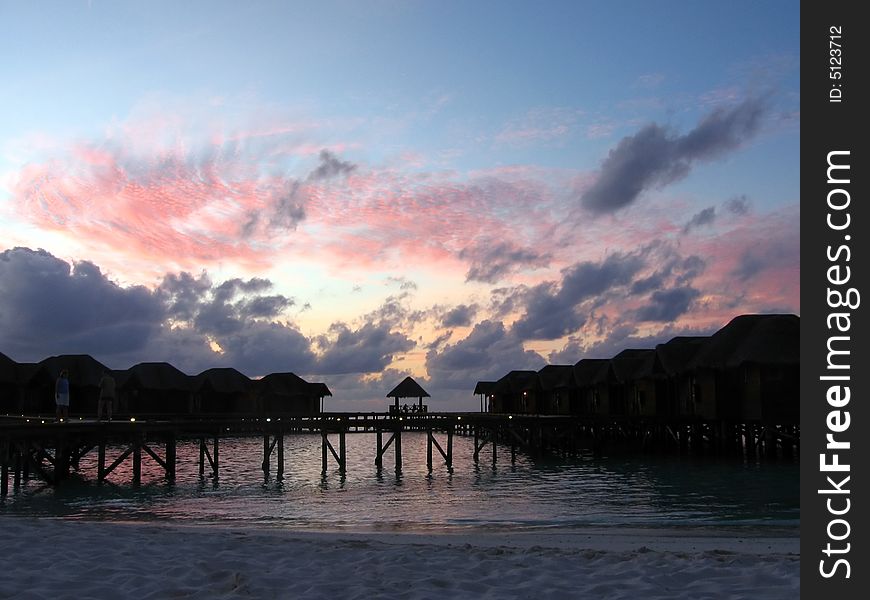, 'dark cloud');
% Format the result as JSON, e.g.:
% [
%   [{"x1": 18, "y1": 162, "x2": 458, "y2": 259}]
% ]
[
  {"x1": 460, "y1": 241, "x2": 551, "y2": 284},
  {"x1": 365, "y1": 293, "x2": 413, "y2": 328},
  {"x1": 241, "y1": 180, "x2": 306, "y2": 236},
  {"x1": 0, "y1": 247, "x2": 163, "y2": 361},
  {"x1": 240, "y1": 295, "x2": 294, "y2": 319},
  {"x1": 268, "y1": 180, "x2": 306, "y2": 230},
  {"x1": 732, "y1": 250, "x2": 767, "y2": 282},
  {"x1": 724, "y1": 194, "x2": 751, "y2": 215},
  {"x1": 633, "y1": 286, "x2": 701, "y2": 322},
  {"x1": 386, "y1": 276, "x2": 418, "y2": 291},
  {"x1": 219, "y1": 320, "x2": 316, "y2": 375},
  {"x1": 307, "y1": 150, "x2": 357, "y2": 181},
  {"x1": 157, "y1": 273, "x2": 296, "y2": 336},
  {"x1": 731, "y1": 231, "x2": 797, "y2": 282},
  {"x1": 440, "y1": 304, "x2": 478, "y2": 328},
  {"x1": 510, "y1": 250, "x2": 647, "y2": 340},
  {"x1": 682, "y1": 206, "x2": 717, "y2": 234},
  {"x1": 675, "y1": 255, "x2": 707, "y2": 285},
  {"x1": 242, "y1": 151, "x2": 355, "y2": 237},
  {"x1": 315, "y1": 321, "x2": 415, "y2": 375},
  {"x1": 158, "y1": 272, "x2": 213, "y2": 321},
  {"x1": 581, "y1": 97, "x2": 766, "y2": 213},
  {"x1": 1, "y1": 247, "x2": 398, "y2": 378},
  {"x1": 425, "y1": 320, "x2": 545, "y2": 389}
]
